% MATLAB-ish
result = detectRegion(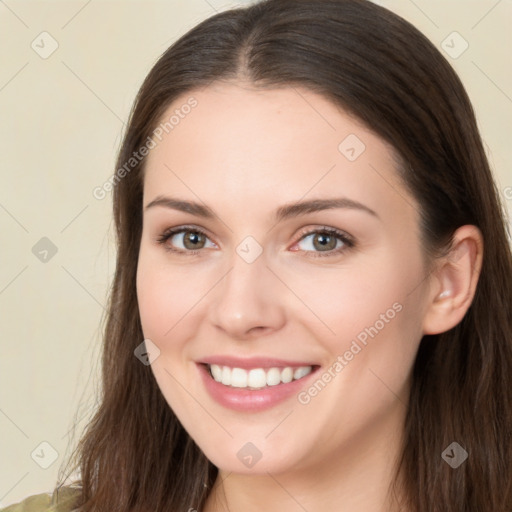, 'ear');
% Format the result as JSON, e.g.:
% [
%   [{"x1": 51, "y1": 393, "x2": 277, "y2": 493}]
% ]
[{"x1": 422, "y1": 225, "x2": 484, "y2": 335}]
